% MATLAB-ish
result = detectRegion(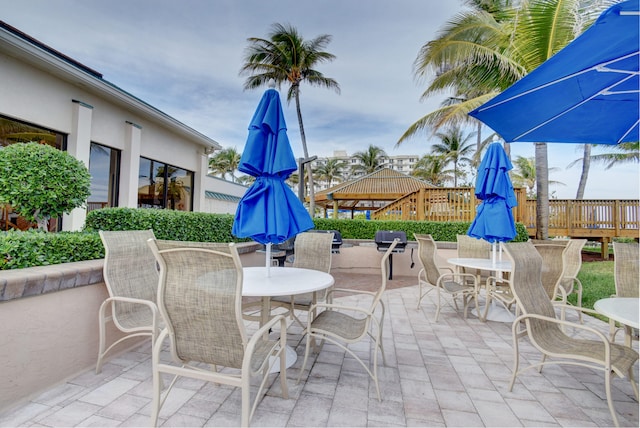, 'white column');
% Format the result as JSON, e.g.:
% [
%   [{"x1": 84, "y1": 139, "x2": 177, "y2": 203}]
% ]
[
  {"x1": 119, "y1": 121, "x2": 142, "y2": 207},
  {"x1": 193, "y1": 150, "x2": 210, "y2": 212},
  {"x1": 63, "y1": 100, "x2": 93, "y2": 231}
]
